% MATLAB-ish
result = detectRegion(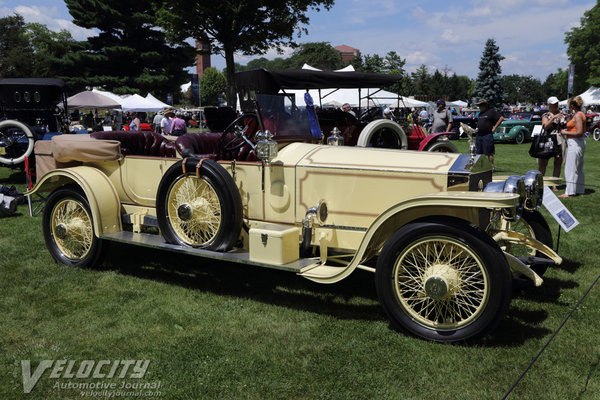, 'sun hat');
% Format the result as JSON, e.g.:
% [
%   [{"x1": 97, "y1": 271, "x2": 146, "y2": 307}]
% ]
[
  {"x1": 476, "y1": 98, "x2": 488, "y2": 105},
  {"x1": 547, "y1": 96, "x2": 559, "y2": 105}
]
